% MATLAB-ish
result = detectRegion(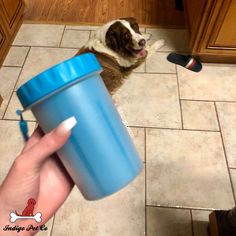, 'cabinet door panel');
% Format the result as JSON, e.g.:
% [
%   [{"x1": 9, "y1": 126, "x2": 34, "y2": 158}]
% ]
[
  {"x1": 1, "y1": 0, "x2": 22, "y2": 27},
  {"x1": 214, "y1": 1, "x2": 236, "y2": 47},
  {"x1": 0, "y1": 10, "x2": 8, "y2": 48},
  {"x1": 0, "y1": 19, "x2": 10, "y2": 65},
  {"x1": 207, "y1": 0, "x2": 236, "y2": 49},
  {"x1": 0, "y1": 28, "x2": 4, "y2": 46},
  {"x1": 184, "y1": 0, "x2": 214, "y2": 49},
  {"x1": 0, "y1": 0, "x2": 24, "y2": 66}
]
